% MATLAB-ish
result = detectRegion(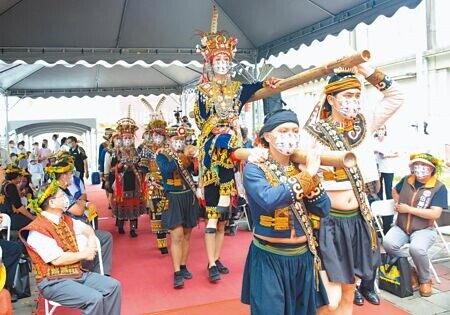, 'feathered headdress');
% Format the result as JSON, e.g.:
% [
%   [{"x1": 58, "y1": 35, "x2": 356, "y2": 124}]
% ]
[{"x1": 141, "y1": 96, "x2": 168, "y2": 135}]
